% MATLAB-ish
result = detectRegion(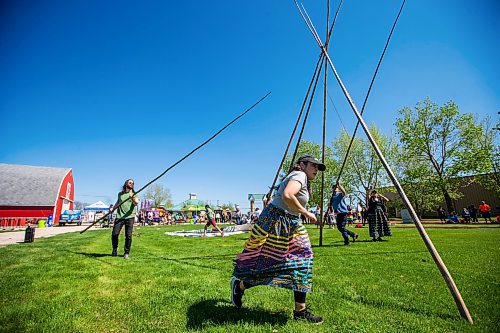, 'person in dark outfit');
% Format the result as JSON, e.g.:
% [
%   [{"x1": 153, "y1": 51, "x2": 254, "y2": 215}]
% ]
[
  {"x1": 437, "y1": 206, "x2": 446, "y2": 223},
  {"x1": 367, "y1": 189, "x2": 392, "y2": 242},
  {"x1": 362, "y1": 206, "x2": 368, "y2": 227},
  {"x1": 469, "y1": 205, "x2": 479, "y2": 223},
  {"x1": 110, "y1": 179, "x2": 139, "y2": 259},
  {"x1": 330, "y1": 182, "x2": 358, "y2": 245}
]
